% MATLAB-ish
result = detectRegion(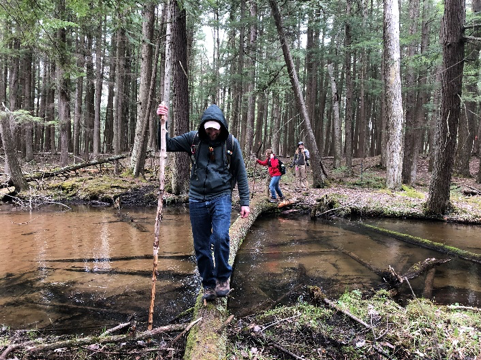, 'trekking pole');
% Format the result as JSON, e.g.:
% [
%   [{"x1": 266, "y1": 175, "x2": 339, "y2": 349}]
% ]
[{"x1": 148, "y1": 101, "x2": 168, "y2": 330}]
